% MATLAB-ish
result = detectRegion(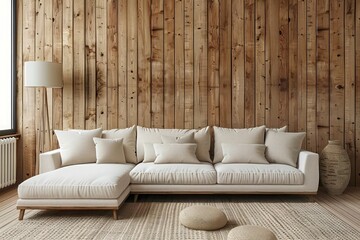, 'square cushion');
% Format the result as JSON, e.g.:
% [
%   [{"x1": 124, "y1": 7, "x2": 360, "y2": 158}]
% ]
[
  {"x1": 265, "y1": 131, "x2": 306, "y2": 167},
  {"x1": 213, "y1": 125, "x2": 266, "y2": 163},
  {"x1": 55, "y1": 128, "x2": 102, "y2": 166},
  {"x1": 93, "y1": 138, "x2": 126, "y2": 164},
  {"x1": 215, "y1": 163, "x2": 304, "y2": 185},
  {"x1": 137, "y1": 126, "x2": 211, "y2": 162},
  {"x1": 102, "y1": 125, "x2": 137, "y2": 163},
  {"x1": 221, "y1": 143, "x2": 268, "y2": 164},
  {"x1": 130, "y1": 162, "x2": 216, "y2": 184},
  {"x1": 153, "y1": 143, "x2": 200, "y2": 164},
  {"x1": 18, "y1": 163, "x2": 135, "y2": 199}
]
